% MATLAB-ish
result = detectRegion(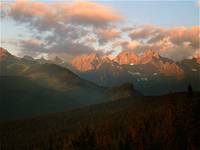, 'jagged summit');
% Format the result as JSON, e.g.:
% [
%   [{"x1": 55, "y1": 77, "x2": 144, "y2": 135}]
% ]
[
  {"x1": 140, "y1": 50, "x2": 160, "y2": 63},
  {"x1": 194, "y1": 55, "x2": 200, "y2": 64},
  {"x1": 115, "y1": 50, "x2": 139, "y2": 65},
  {"x1": 114, "y1": 49, "x2": 161, "y2": 65},
  {"x1": 143, "y1": 50, "x2": 160, "y2": 59},
  {"x1": 0, "y1": 47, "x2": 10, "y2": 58},
  {"x1": 71, "y1": 52, "x2": 103, "y2": 72},
  {"x1": 70, "y1": 50, "x2": 184, "y2": 77}
]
